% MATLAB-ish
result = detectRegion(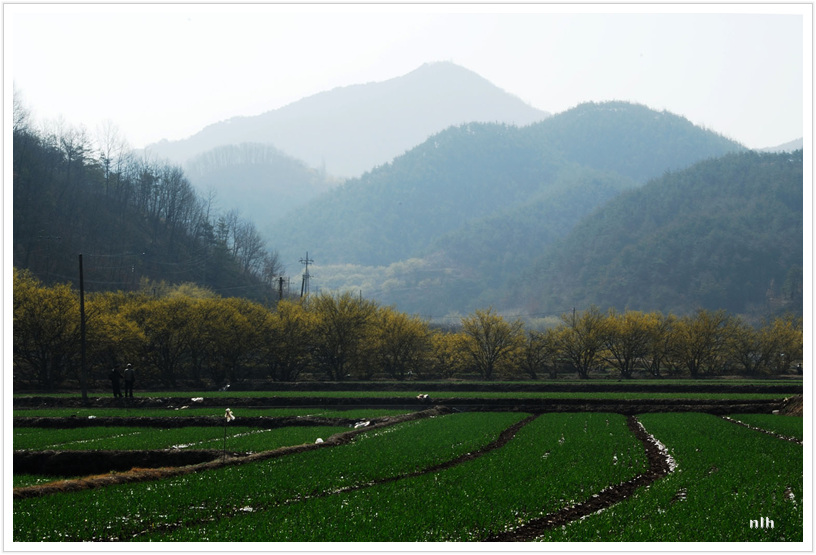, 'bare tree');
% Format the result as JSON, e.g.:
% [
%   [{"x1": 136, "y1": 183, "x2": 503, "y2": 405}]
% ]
[
  {"x1": 95, "y1": 120, "x2": 130, "y2": 197},
  {"x1": 13, "y1": 85, "x2": 31, "y2": 132},
  {"x1": 233, "y1": 219, "x2": 267, "y2": 274}
]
